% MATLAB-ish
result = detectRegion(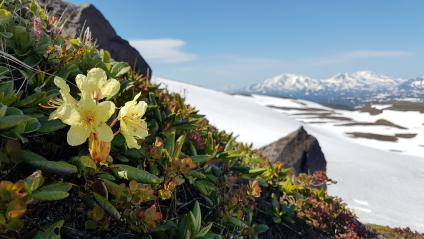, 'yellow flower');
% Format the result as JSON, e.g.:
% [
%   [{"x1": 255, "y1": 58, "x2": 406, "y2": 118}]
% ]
[
  {"x1": 65, "y1": 96, "x2": 116, "y2": 146},
  {"x1": 49, "y1": 77, "x2": 77, "y2": 124},
  {"x1": 118, "y1": 92, "x2": 148, "y2": 149},
  {"x1": 76, "y1": 68, "x2": 120, "y2": 101}
]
